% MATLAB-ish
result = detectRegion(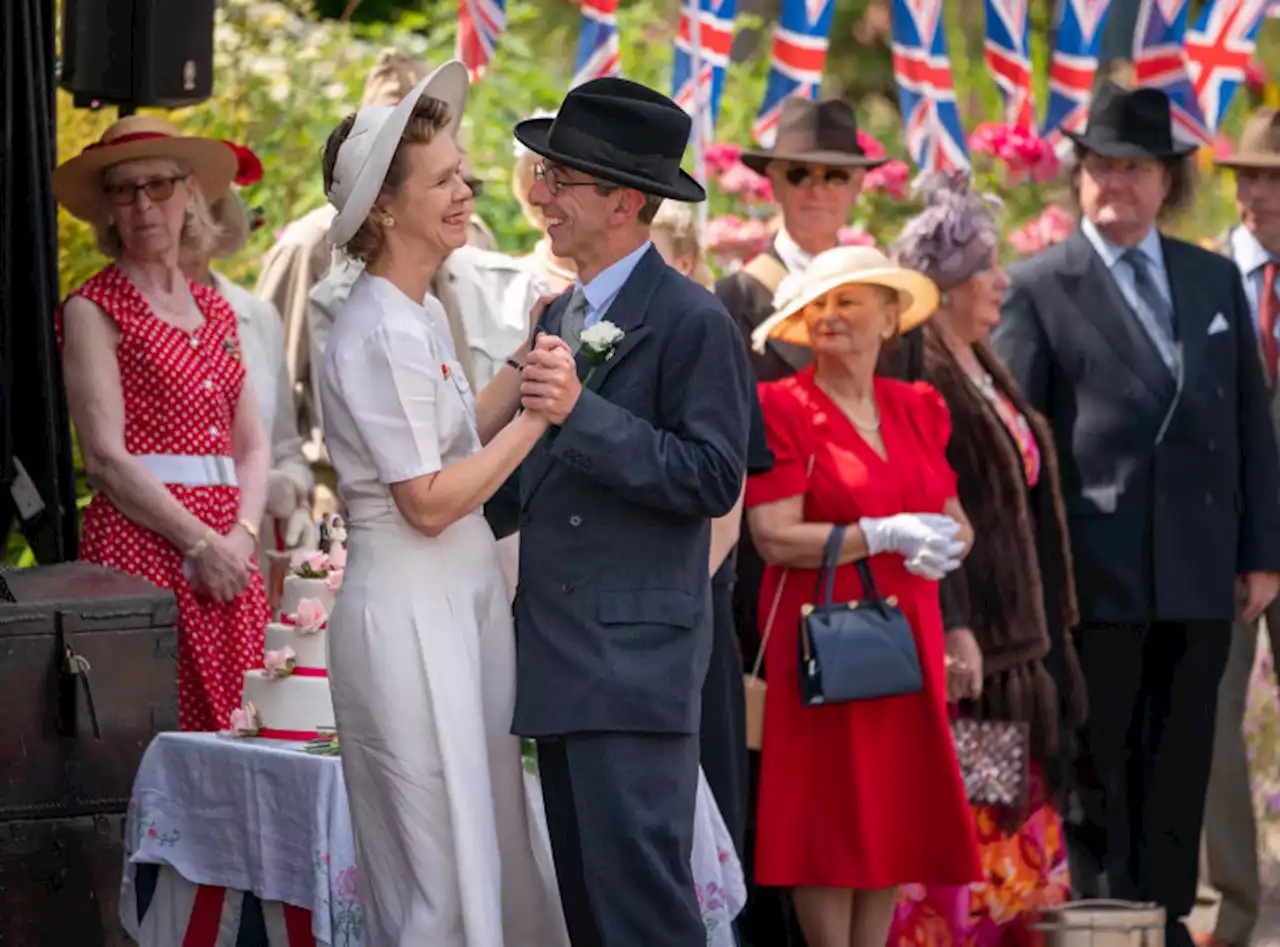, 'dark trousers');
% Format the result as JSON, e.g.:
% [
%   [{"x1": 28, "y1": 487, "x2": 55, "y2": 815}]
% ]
[
  {"x1": 701, "y1": 576, "x2": 749, "y2": 860},
  {"x1": 538, "y1": 732, "x2": 704, "y2": 947},
  {"x1": 1065, "y1": 620, "x2": 1231, "y2": 947}
]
